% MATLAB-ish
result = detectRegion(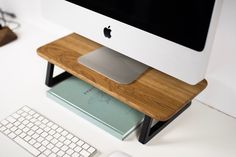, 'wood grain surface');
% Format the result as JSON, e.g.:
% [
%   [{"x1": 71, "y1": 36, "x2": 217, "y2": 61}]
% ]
[
  {"x1": 37, "y1": 33, "x2": 207, "y2": 121},
  {"x1": 0, "y1": 26, "x2": 17, "y2": 46}
]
